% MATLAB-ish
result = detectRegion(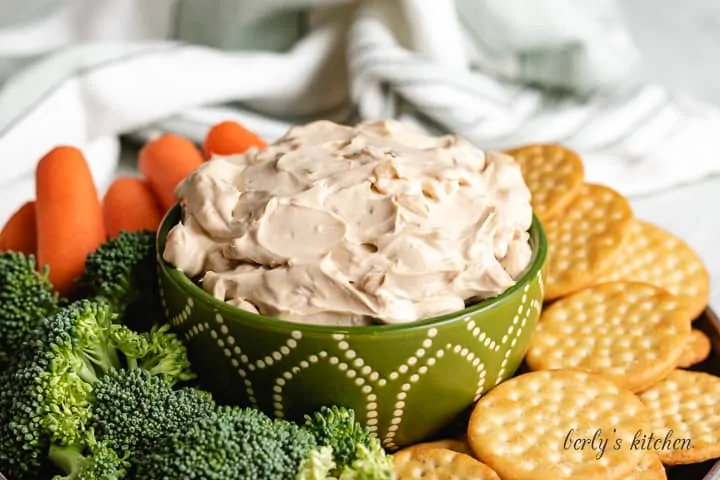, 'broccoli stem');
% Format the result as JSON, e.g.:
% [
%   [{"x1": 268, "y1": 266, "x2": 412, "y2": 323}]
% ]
[
  {"x1": 74, "y1": 356, "x2": 100, "y2": 385},
  {"x1": 93, "y1": 341, "x2": 122, "y2": 374},
  {"x1": 145, "y1": 356, "x2": 179, "y2": 378},
  {"x1": 77, "y1": 335, "x2": 123, "y2": 379},
  {"x1": 124, "y1": 356, "x2": 138, "y2": 370},
  {"x1": 48, "y1": 443, "x2": 86, "y2": 476}
]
